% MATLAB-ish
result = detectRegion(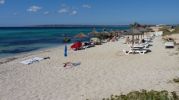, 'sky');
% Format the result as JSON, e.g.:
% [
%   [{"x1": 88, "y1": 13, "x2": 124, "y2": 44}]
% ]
[{"x1": 0, "y1": 0, "x2": 179, "y2": 26}]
